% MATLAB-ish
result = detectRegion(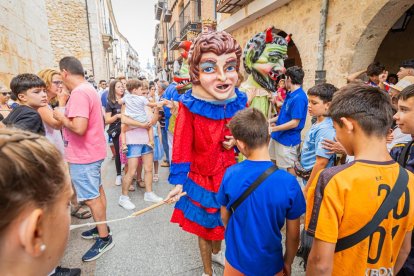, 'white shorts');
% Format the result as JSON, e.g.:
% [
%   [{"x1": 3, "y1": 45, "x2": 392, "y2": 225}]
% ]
[{"x1": 269, "y1": 139, "x2": 299, "y2": 169}]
